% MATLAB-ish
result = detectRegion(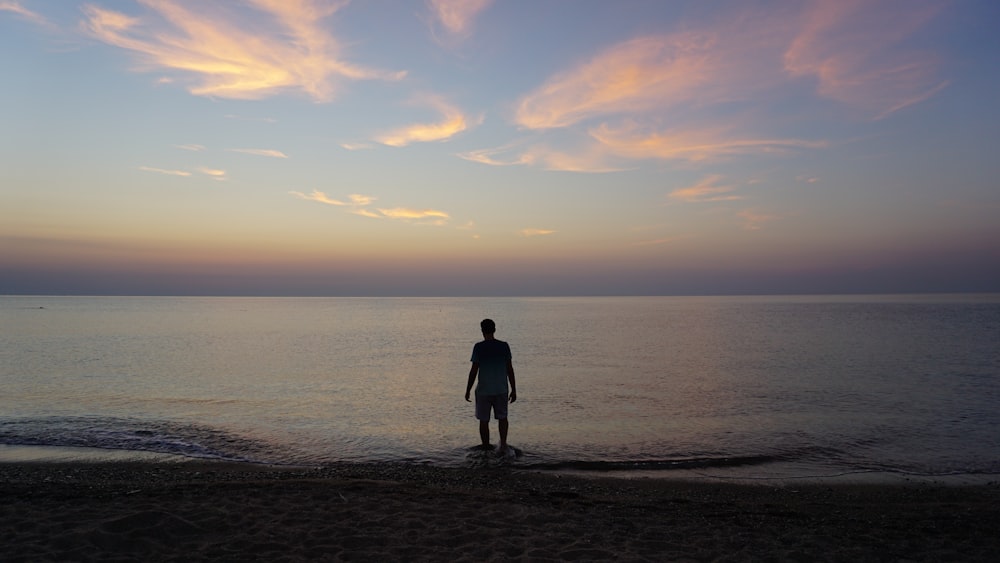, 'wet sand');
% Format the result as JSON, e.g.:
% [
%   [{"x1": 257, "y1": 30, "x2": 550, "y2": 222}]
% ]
[{"x1": 2, "y1": 461, "x2": 998, "y2": 561}]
